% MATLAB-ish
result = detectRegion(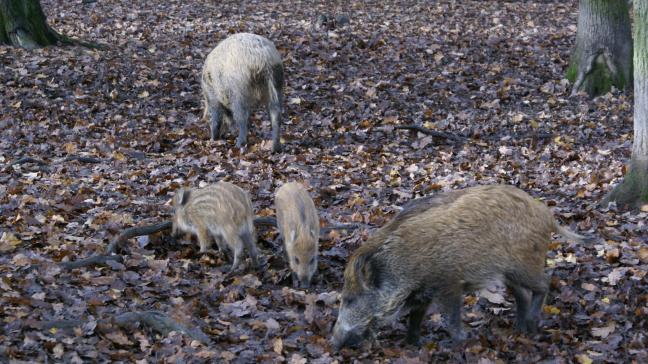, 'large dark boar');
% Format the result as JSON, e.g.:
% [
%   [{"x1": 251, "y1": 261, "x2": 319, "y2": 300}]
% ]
[
  {"x1": 275, "y1": 182, "x2": 320, "y2": 288},
  {"x1": 331, "y1": 185, "x2": 583, "y2": 349},
  {"x1": 201, "y1": 33, "x2": 284, "y2": 152},
  {"x1": 172, "y1": 181, "x2": 259, "y2": 271}
]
